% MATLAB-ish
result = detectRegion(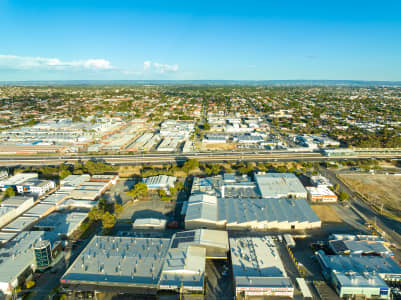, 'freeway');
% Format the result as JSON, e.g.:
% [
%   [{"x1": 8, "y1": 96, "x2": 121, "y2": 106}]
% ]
[{"x1": 0, "y1": 150, "x2": 401, "y2": 166}]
